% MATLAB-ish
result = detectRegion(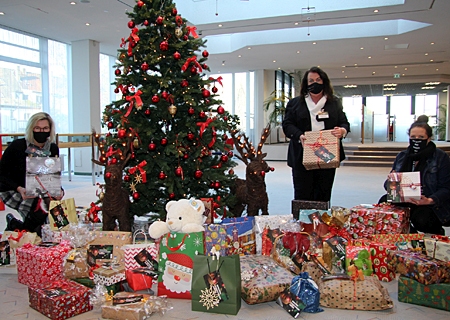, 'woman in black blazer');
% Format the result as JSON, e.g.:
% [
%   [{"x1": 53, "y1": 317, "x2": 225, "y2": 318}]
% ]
[{"x1": 282, "y1": 66, "x2": 350, "y2": 202}]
